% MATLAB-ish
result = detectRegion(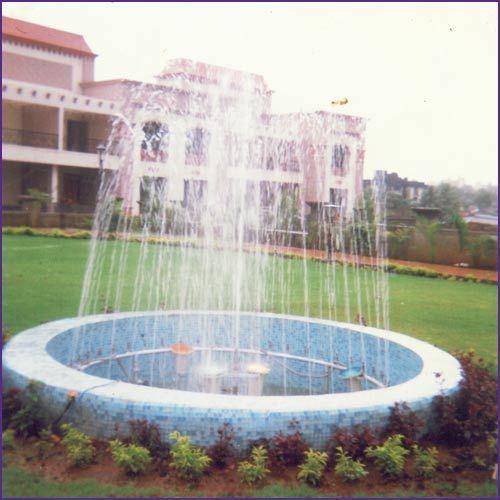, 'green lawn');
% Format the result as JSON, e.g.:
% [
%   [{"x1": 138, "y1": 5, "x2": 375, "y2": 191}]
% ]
[
  {"x1": 2, "y1": 466, "x2": 498, "y2": 498},
  {"x1": 2, "y1": 234, "x2": 498, "y2": 367}
]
